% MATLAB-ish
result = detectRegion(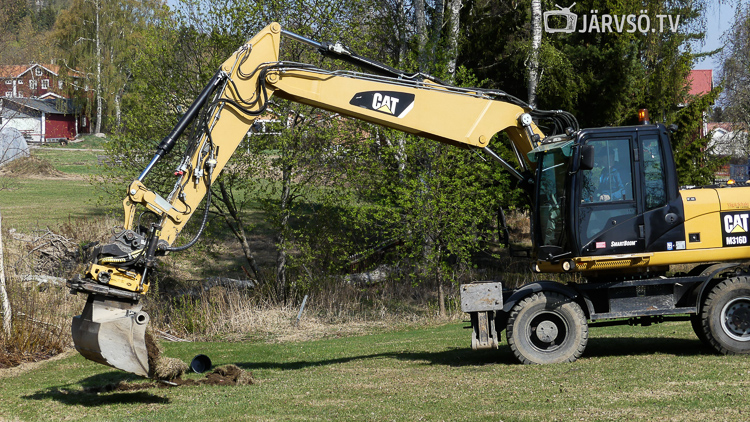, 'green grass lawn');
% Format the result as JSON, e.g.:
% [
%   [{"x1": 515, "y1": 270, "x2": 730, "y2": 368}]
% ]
[
  {"x1": 2, "y1": 137, "x2": 748, "y2": 421},
  {"x1": 31, "y1": 149, "x2": 103, "y2": 176},
  {"x1": 2, "y1": 321, "x2": 748, "y2": 421},
  {"x1": 46, "y1": 135, "x2": 109, "y2": 150},
  {"x1": 0, "y1": 142, "x2": 120, "y2": 229},
  {"x1": 0, "y1": 177, "x2": 112, "y2": 230}
]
